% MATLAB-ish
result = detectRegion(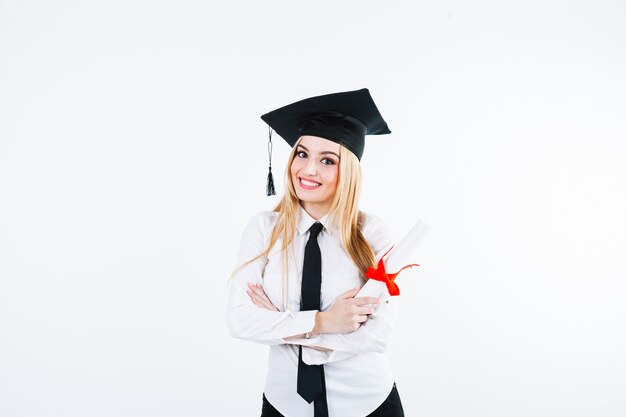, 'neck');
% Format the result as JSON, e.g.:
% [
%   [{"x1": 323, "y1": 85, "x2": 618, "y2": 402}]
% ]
[{"x1": 300, "y1": 201, "x2": 331, "y2": 220}]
